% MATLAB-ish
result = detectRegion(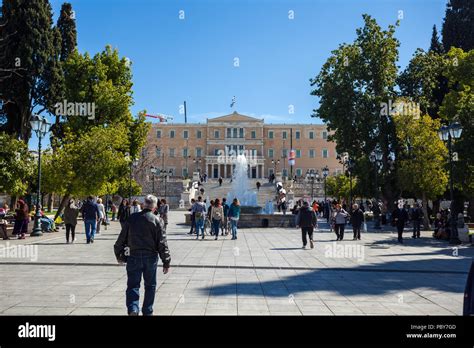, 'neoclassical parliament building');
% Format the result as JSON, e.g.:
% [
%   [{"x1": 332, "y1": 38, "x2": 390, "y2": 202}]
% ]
[{"x1": 138, "y1": 112, "x2": 343, "y2": 181}]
